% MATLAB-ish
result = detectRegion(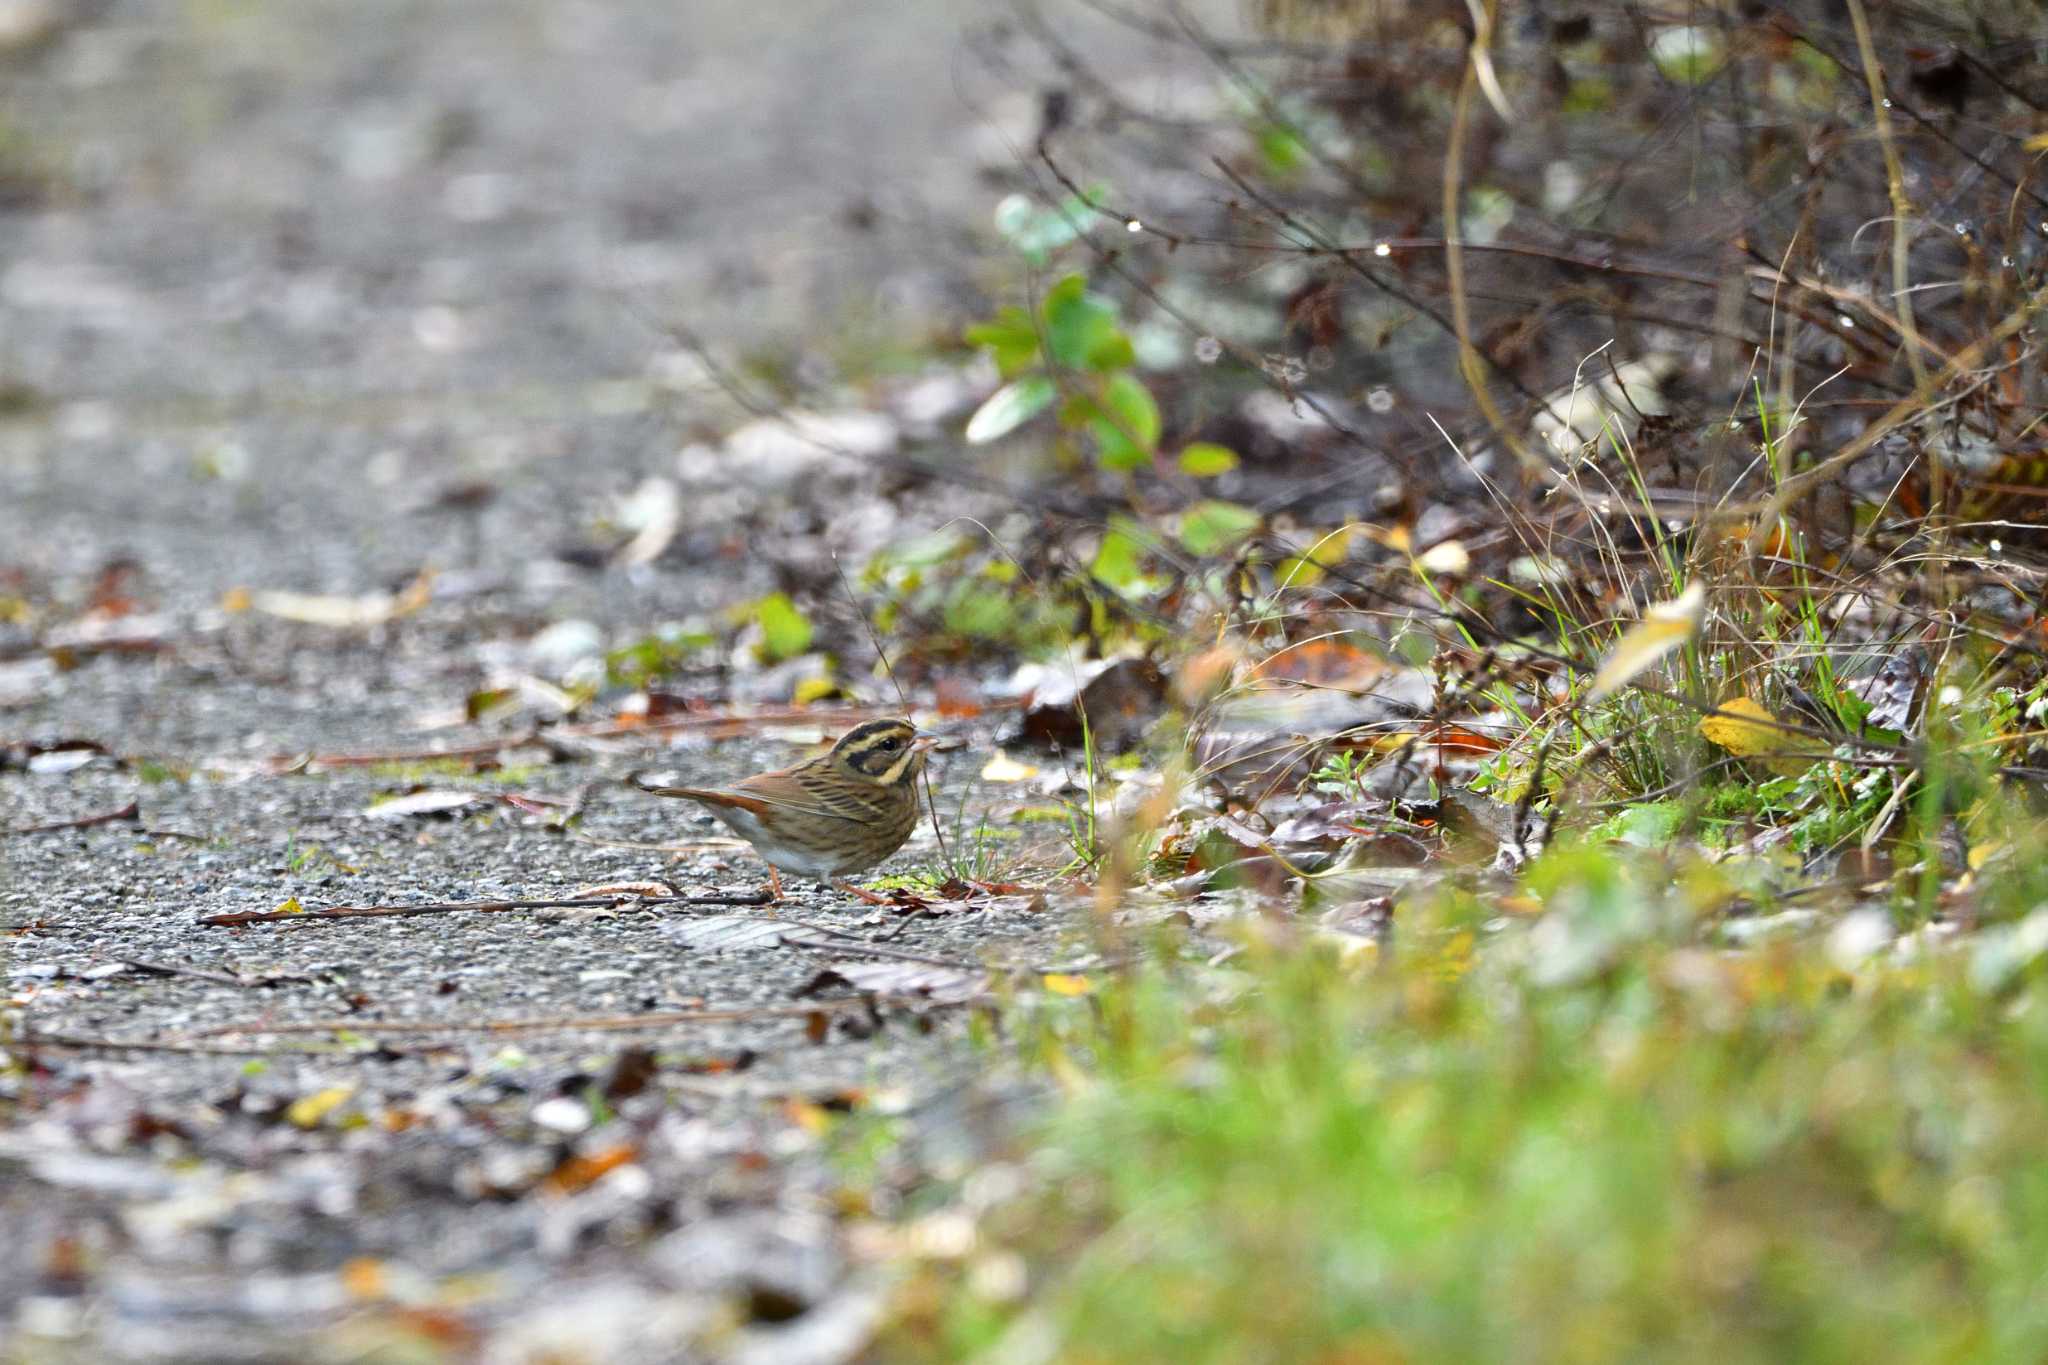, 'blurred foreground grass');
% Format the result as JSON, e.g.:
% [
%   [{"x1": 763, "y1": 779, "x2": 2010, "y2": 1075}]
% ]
[{"x1": 866, "y1": 841, "x2": 2048, "y2": 1364}]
